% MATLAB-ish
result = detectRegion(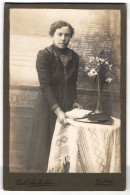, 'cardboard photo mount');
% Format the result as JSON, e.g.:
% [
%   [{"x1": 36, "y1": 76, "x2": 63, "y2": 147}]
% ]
[{"x1": 3, "y1": 3, "x2": 126, "y2": 191}]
